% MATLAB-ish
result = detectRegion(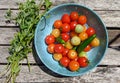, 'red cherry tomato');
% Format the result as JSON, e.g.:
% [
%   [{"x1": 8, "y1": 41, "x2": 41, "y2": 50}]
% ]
[
  {"x1": 45, "y1": 35, "x2": 55, "y2": 45},
  {"x1": 73, "y1": 56, "x2": 78, "y2": 61},
  {"x1": 61, "y1": 14, "x2": 71, "y2": 23},
  {"x1": 78, "y1": 15, "x2": 87, "y2": 25},
  {"x1": 61, "y1": 23, "x2": 70, "y2": 33},
  {"x1": 62, "y1": 48, "x2": 69, "y2": 56},
  {"x1": 60, "y1": 57, "x2": 70, "y2": 67},
  {"x1": 86, "y1": 27, "x2": 96, "y2": 37},
  {"x1": 54, "y1": 44, "x2": 64, "y2": 53},
  {"x1": 61, "y1": 33, "x2": 70, "y2": 42},
  {"x1": 70, "y1": 11, "x2": 79, "y2": 21},
  {"x1": 77, "y1": 57, "x2": 89, "y2": 67},
  {"x1": 84, "y1": 45, "x2": 91, "y2": 52},
  {"x1": 53, "y1": 20, "x2": 62, "y2": 29},
  {"x1": 70, "y1": 21, "x2": 78, "y2": 31}
]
